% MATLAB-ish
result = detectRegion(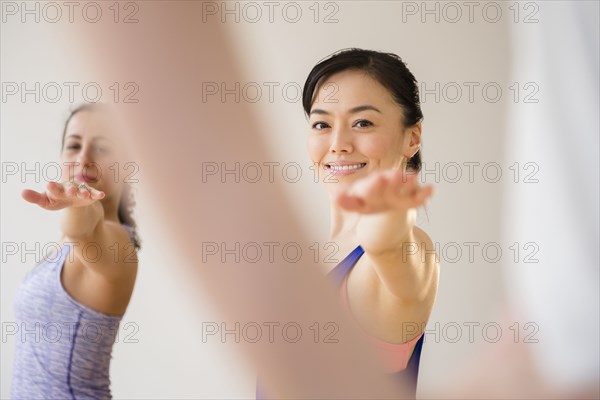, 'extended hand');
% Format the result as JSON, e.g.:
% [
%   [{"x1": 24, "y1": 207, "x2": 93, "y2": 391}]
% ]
[
  {"x1": 22, "y1": 181, "x2": 105, "y2": 211},
  {"x1": 336, "y1": 169, "x2": 433, "y2": 214}
]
